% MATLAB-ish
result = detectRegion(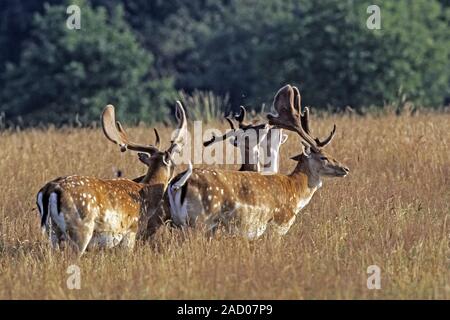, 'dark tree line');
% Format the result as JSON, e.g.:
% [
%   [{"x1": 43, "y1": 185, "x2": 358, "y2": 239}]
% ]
[{"x1": 0, "y1": 0, "x2": 449, "y2": 125}]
